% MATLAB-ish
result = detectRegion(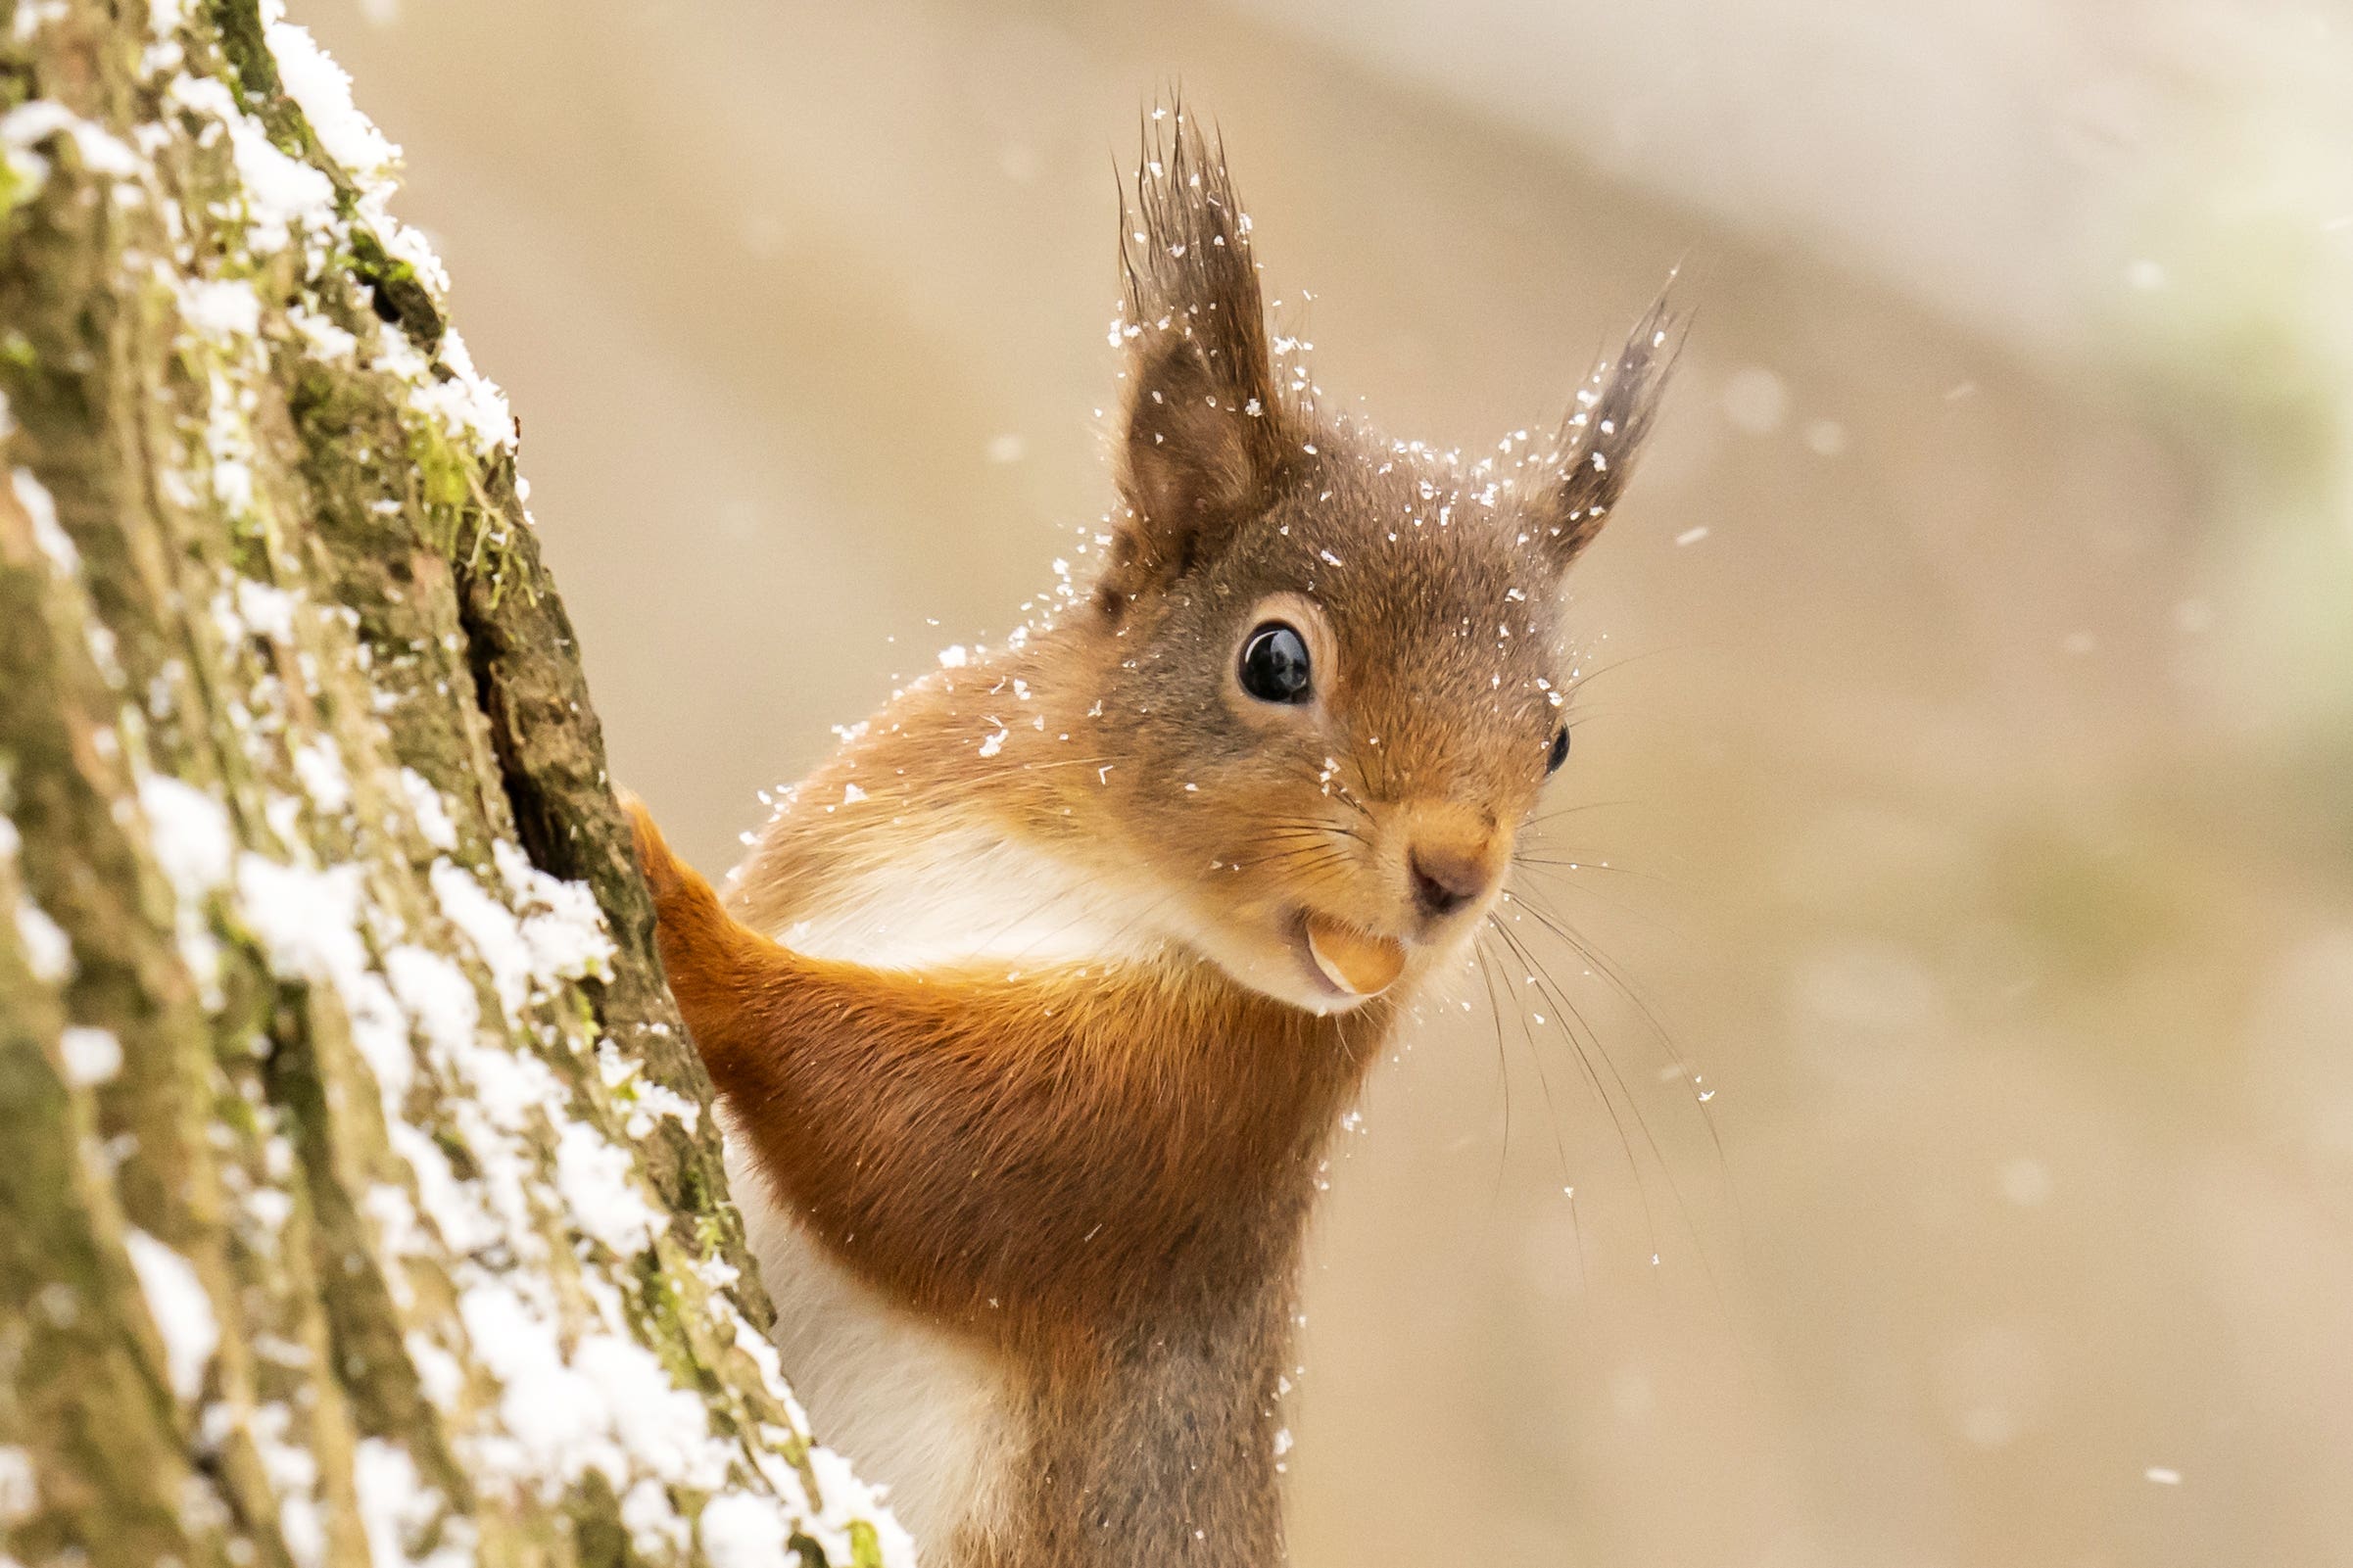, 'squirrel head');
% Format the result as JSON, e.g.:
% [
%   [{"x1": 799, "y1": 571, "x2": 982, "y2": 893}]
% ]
[{"x1": 1050, "y1": 108, "x2": 1678, "y2": 1016}]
